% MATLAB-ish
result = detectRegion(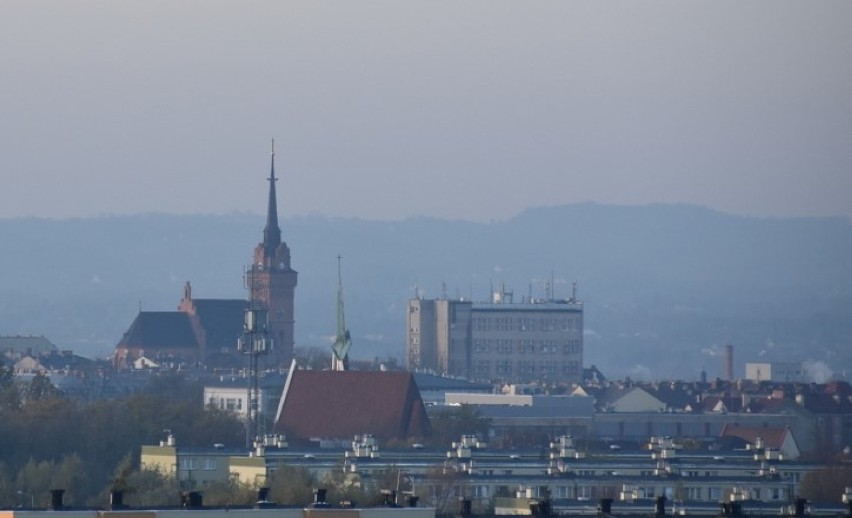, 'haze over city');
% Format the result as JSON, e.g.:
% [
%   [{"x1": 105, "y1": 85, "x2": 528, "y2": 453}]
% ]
[{"x1": 2, "y1": 1, "x2": 851, "y2": 222}]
